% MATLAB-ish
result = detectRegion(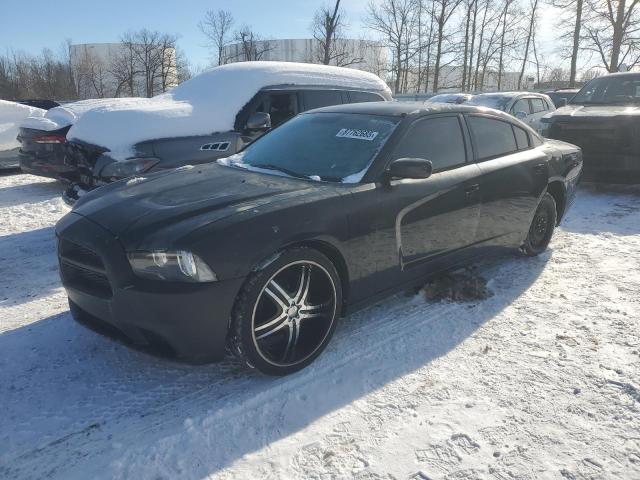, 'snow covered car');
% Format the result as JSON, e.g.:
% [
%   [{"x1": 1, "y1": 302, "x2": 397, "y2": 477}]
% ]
[
  {"x1": 62, "y1": 61, "x2": 392, "y2": 203},
  {"x1": 425, "y1": 93, "x2": 473, "y2": 104},
  {"x1": 541, "y1": 72, "x2": 640, "y2": 182},
  {"x1": 0, "y1": 100, "x2": 45, "y2": 171},
  {"x1": 56, "y1": 102, "x2": 582, "y2": 375},
  {"x1": 466, "y1": 92, "x2": 555, "y2": 133},
  {"x1": 18, "y1": 98, "x2": 142, "y2": 182}
]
